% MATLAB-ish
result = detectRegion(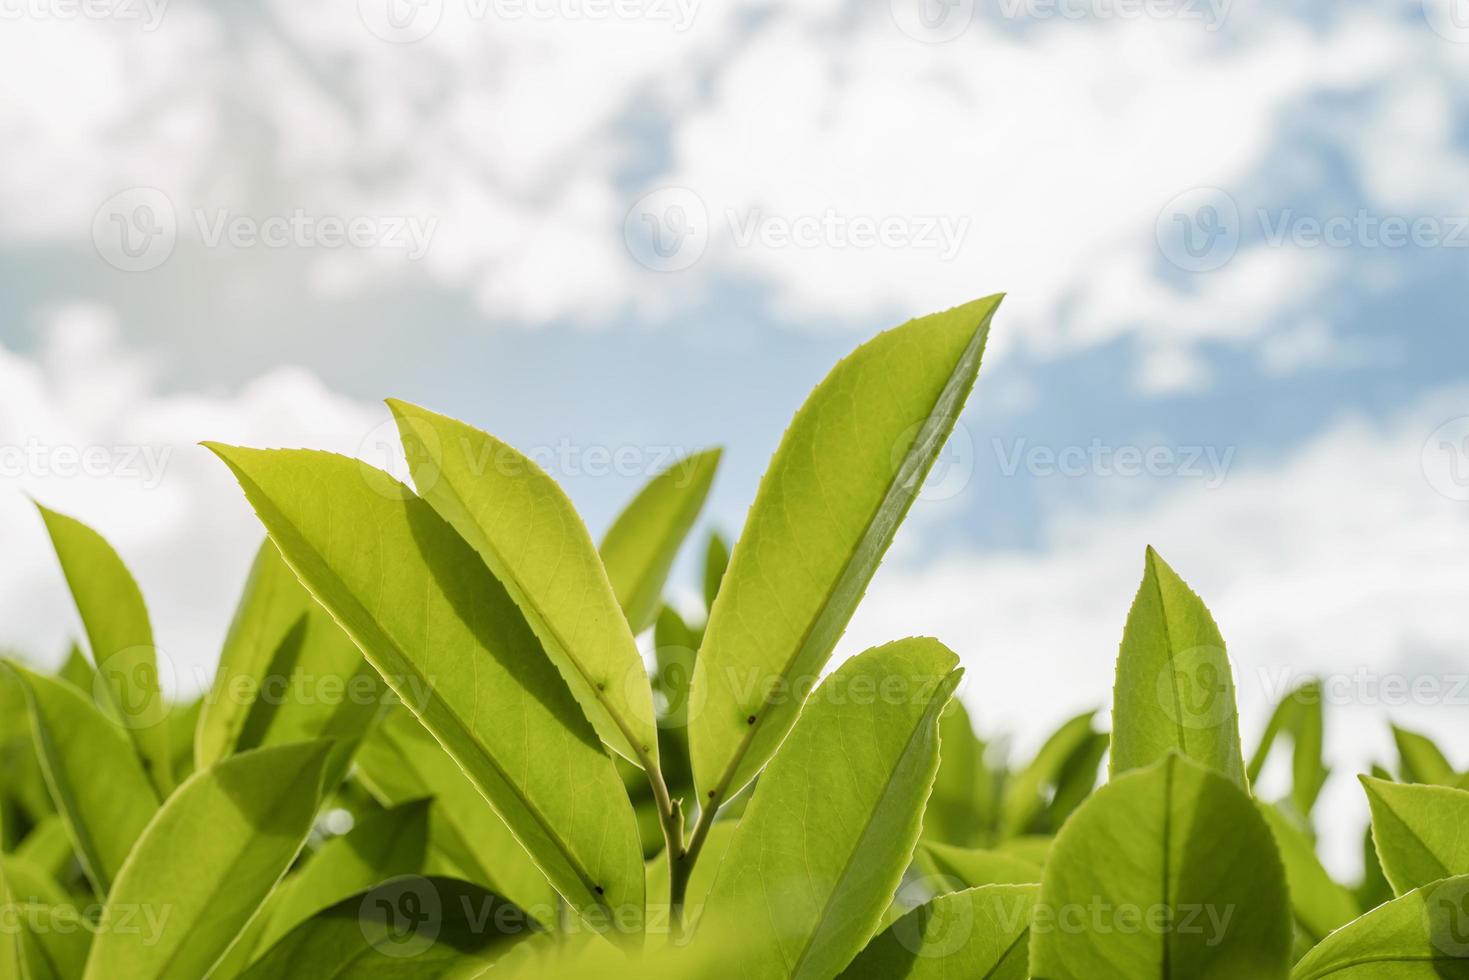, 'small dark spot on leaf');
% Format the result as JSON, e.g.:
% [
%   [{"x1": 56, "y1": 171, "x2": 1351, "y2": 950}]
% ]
[
  {"x1": 746, "y1": 715, "x2": 756, "y2": 725},
  {"x1": 594, "y1": 886, "x2": 604, "y2": 895}
]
